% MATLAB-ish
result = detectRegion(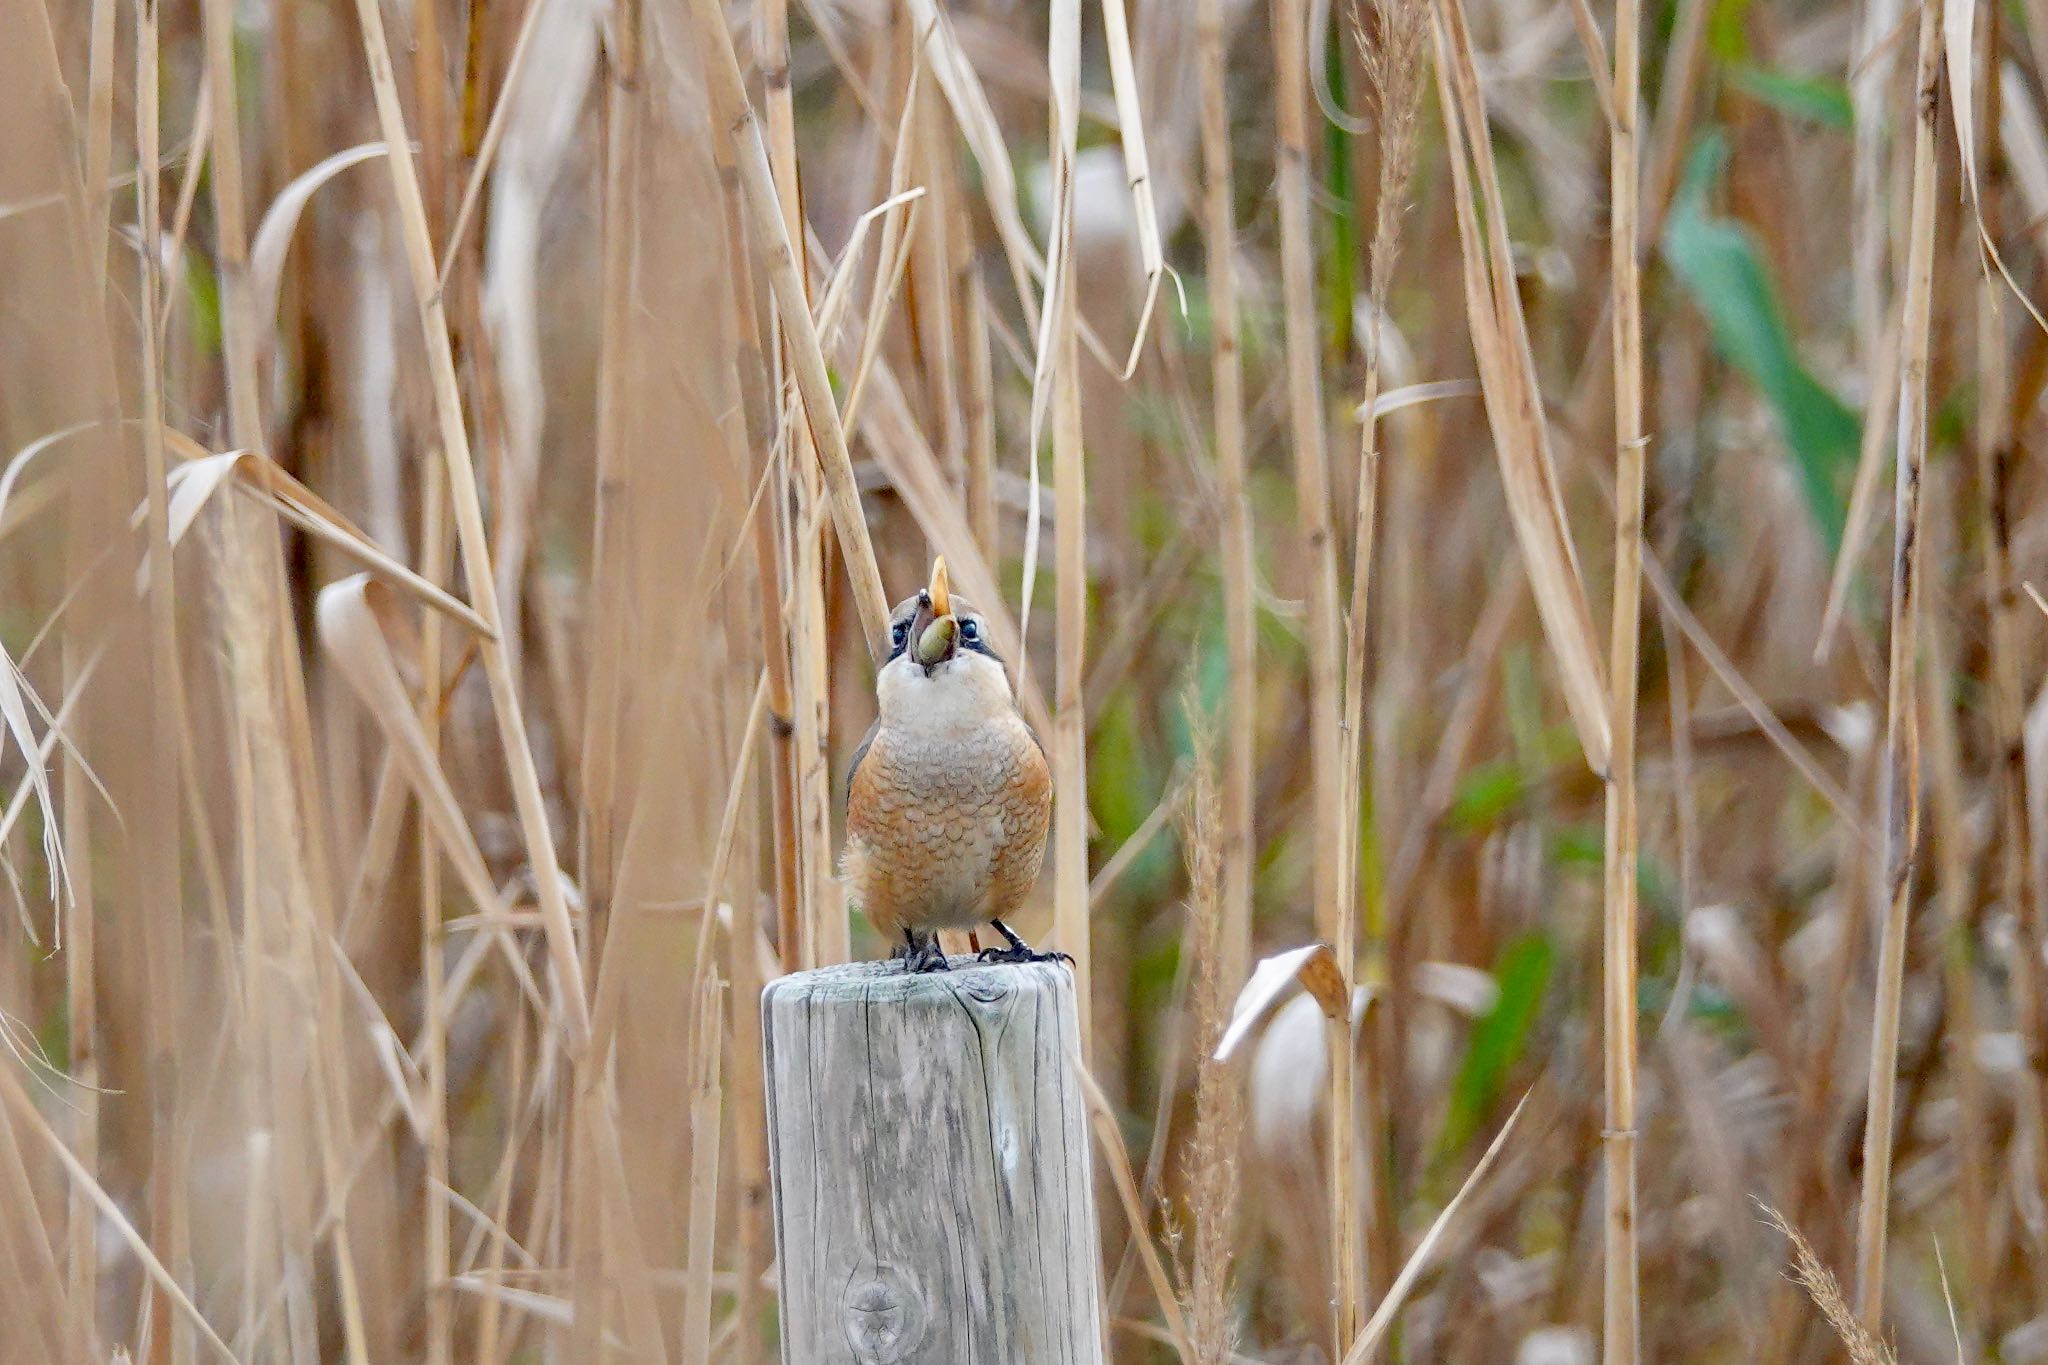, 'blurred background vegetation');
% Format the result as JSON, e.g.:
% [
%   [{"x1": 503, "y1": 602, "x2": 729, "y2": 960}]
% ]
[{"x1": 1, "y1": 0, "x2": 2043, "y2": 1357}]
